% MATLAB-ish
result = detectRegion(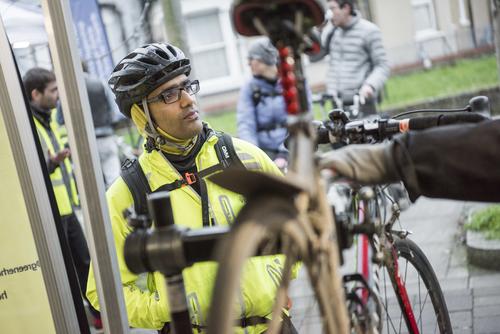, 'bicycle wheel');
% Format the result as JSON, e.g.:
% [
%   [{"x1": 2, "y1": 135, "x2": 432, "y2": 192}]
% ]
[
  {"x1": 378, "y1": 237, "x2": 452, "y2": 334},
  {"x1": 207, "y1": 195, "x2": 347, "y2": 334}
]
